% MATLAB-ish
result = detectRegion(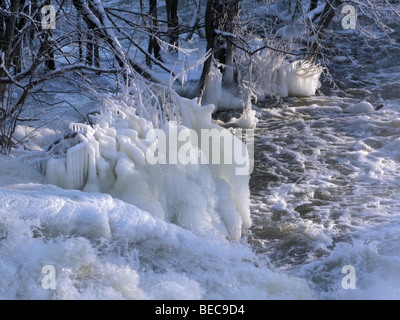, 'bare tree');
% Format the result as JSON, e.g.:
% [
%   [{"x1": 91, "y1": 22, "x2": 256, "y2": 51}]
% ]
[
  {"x1": 166, "y1": 0, "x2": 179, "y2": 52},
  {"x1": 147, "y1": 0, "x2": 163, "y2": 68},
  {"x1": 0, "y1": 0, "x2": 203, "y2": 153},
  {"x1": 197, "y1": 0, "x2": 241, "y2": 103},
  {"x1": 305, "y1": 0, "x2": 400, "y2": 64},
  {"x1": 308, "y1": 0, "x2": 344, "y2": 63},
  {"x1": 0, "y1": 0, "x2": 125, "y2": 153},
  {"x1": 0, "y1": 0, "x2": 46, "y2": 152},
  {"x1": 4, "y1": 0, "x2": 397, "y2": 155}
]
